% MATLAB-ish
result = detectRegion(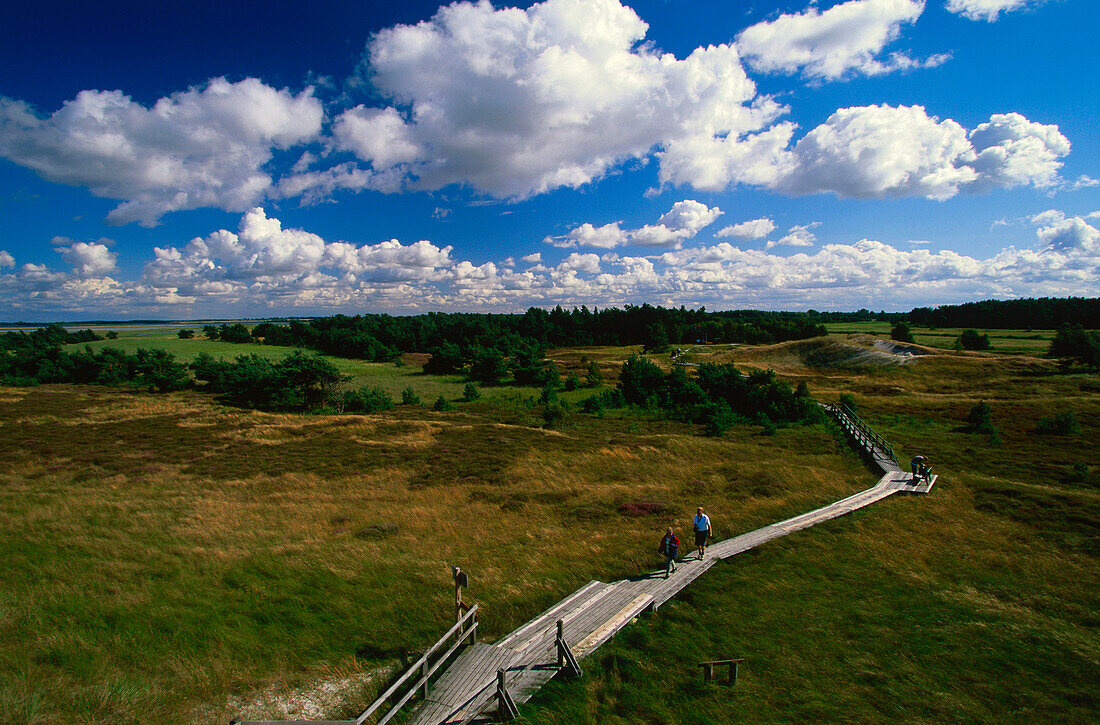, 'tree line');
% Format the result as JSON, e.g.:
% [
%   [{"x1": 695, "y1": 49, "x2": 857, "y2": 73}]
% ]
[
  {"x1": 201, "y1": 305, "x2": 827, "y2": 364},
  {"x1": 907, "y1": 297, "x2": 1098, "y2": 330}
]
